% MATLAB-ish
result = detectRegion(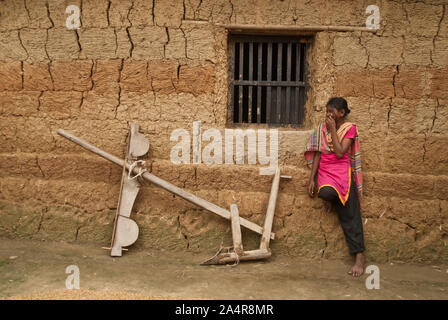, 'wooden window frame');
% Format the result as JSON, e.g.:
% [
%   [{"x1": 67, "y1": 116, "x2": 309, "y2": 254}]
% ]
[{"x1": 228, "y1": 34, "x2": 311, "y2": 127}]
